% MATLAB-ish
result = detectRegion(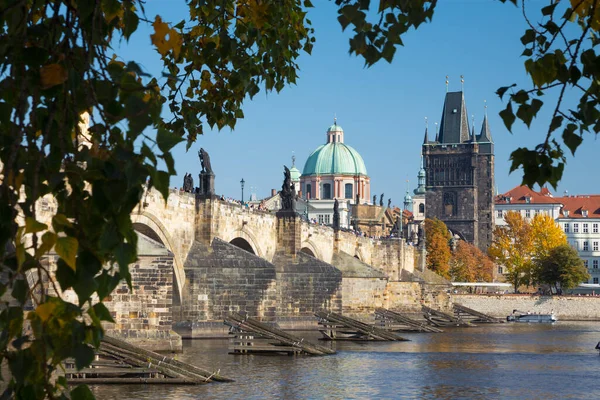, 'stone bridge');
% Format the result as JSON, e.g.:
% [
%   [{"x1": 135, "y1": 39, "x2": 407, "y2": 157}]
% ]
[
  {"x1": 35, "y1": 188, "x2": 448, "y2": 349},
  {"x1": 134, "y1": 188, "x2": 416, "y2": 298}
]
